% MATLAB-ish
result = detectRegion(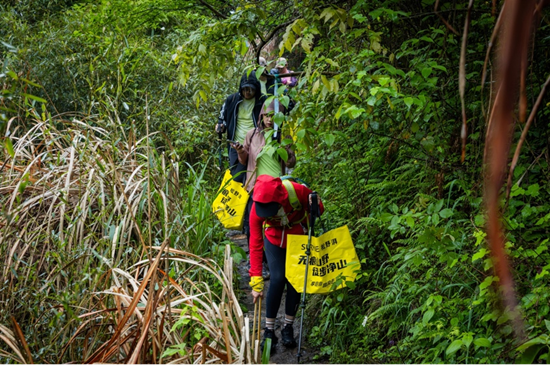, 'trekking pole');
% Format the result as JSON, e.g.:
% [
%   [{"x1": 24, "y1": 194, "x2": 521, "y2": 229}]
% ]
[
  {"x1": 217, "y1": 121, "x2": 223, "y2": 170},
  {"x1": 257, "y1": 296, "x2": 262, "y2": 341},
  {"x1": 256, "y1": 296, "x2": 262, "y2": 363},
  {"x1": 252, "y1": 298, "x2": 258, "y2": 350},
  {"x1": 273, "y1": 74, "x2": 281, "y2": 141},
  {"x1": 252, "y1": 295, "x2": 262, "y2": 362},
  {"x1": 297, "y1": 192, "x2": 318, "y2": 363}
]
